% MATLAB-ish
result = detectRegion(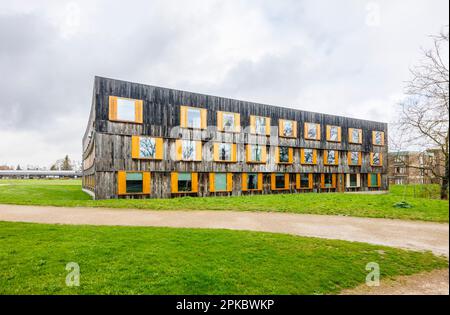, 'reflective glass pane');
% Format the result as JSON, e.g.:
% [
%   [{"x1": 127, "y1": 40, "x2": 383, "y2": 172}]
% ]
[
  {"x1": 214, "y1": 173, "x2": 227, "y2": 191},
  {"x1": 117, "y1": 98, "x2": 136, "y2": 121}
]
